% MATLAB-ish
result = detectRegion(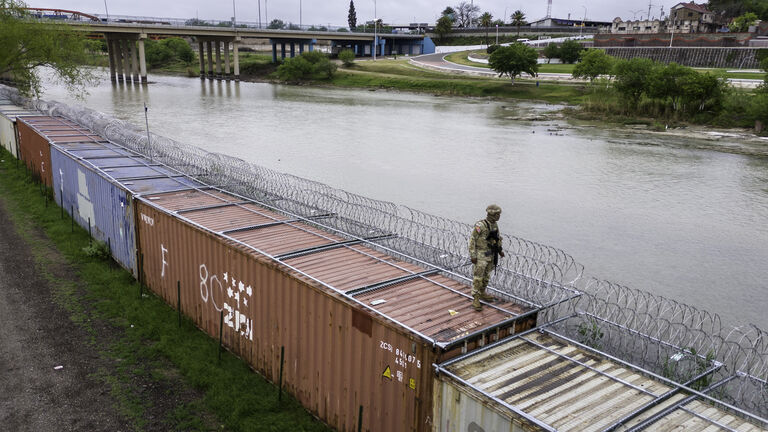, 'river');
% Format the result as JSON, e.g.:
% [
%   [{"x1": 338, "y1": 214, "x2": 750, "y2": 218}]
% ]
[{"x1": 39, "y1": 72, "x2": 768, "y2": 330}]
